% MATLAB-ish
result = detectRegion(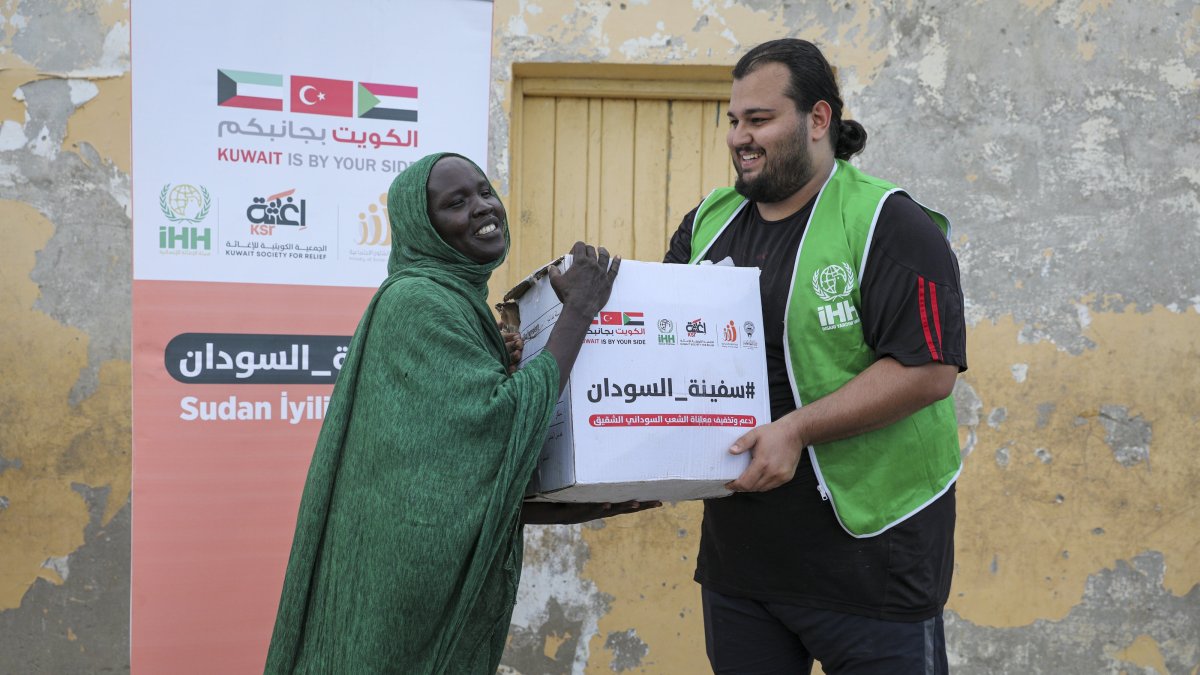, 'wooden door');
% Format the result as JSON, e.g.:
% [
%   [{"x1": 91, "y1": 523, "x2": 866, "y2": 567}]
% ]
[{"x1": 500, "y1": 68, "x2": 736, "y2": 295}]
